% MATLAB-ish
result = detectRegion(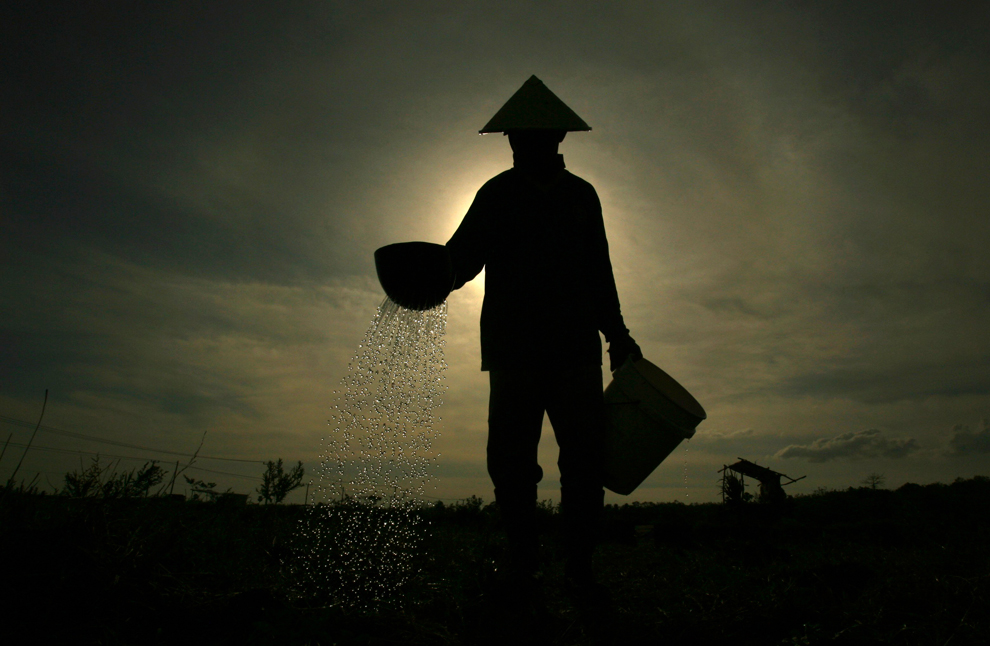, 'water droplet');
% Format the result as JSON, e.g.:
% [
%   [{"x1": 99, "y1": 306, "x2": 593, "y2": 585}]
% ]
[{"x1": 287, "y1": 298, "x2": 447, "y2": 610}]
